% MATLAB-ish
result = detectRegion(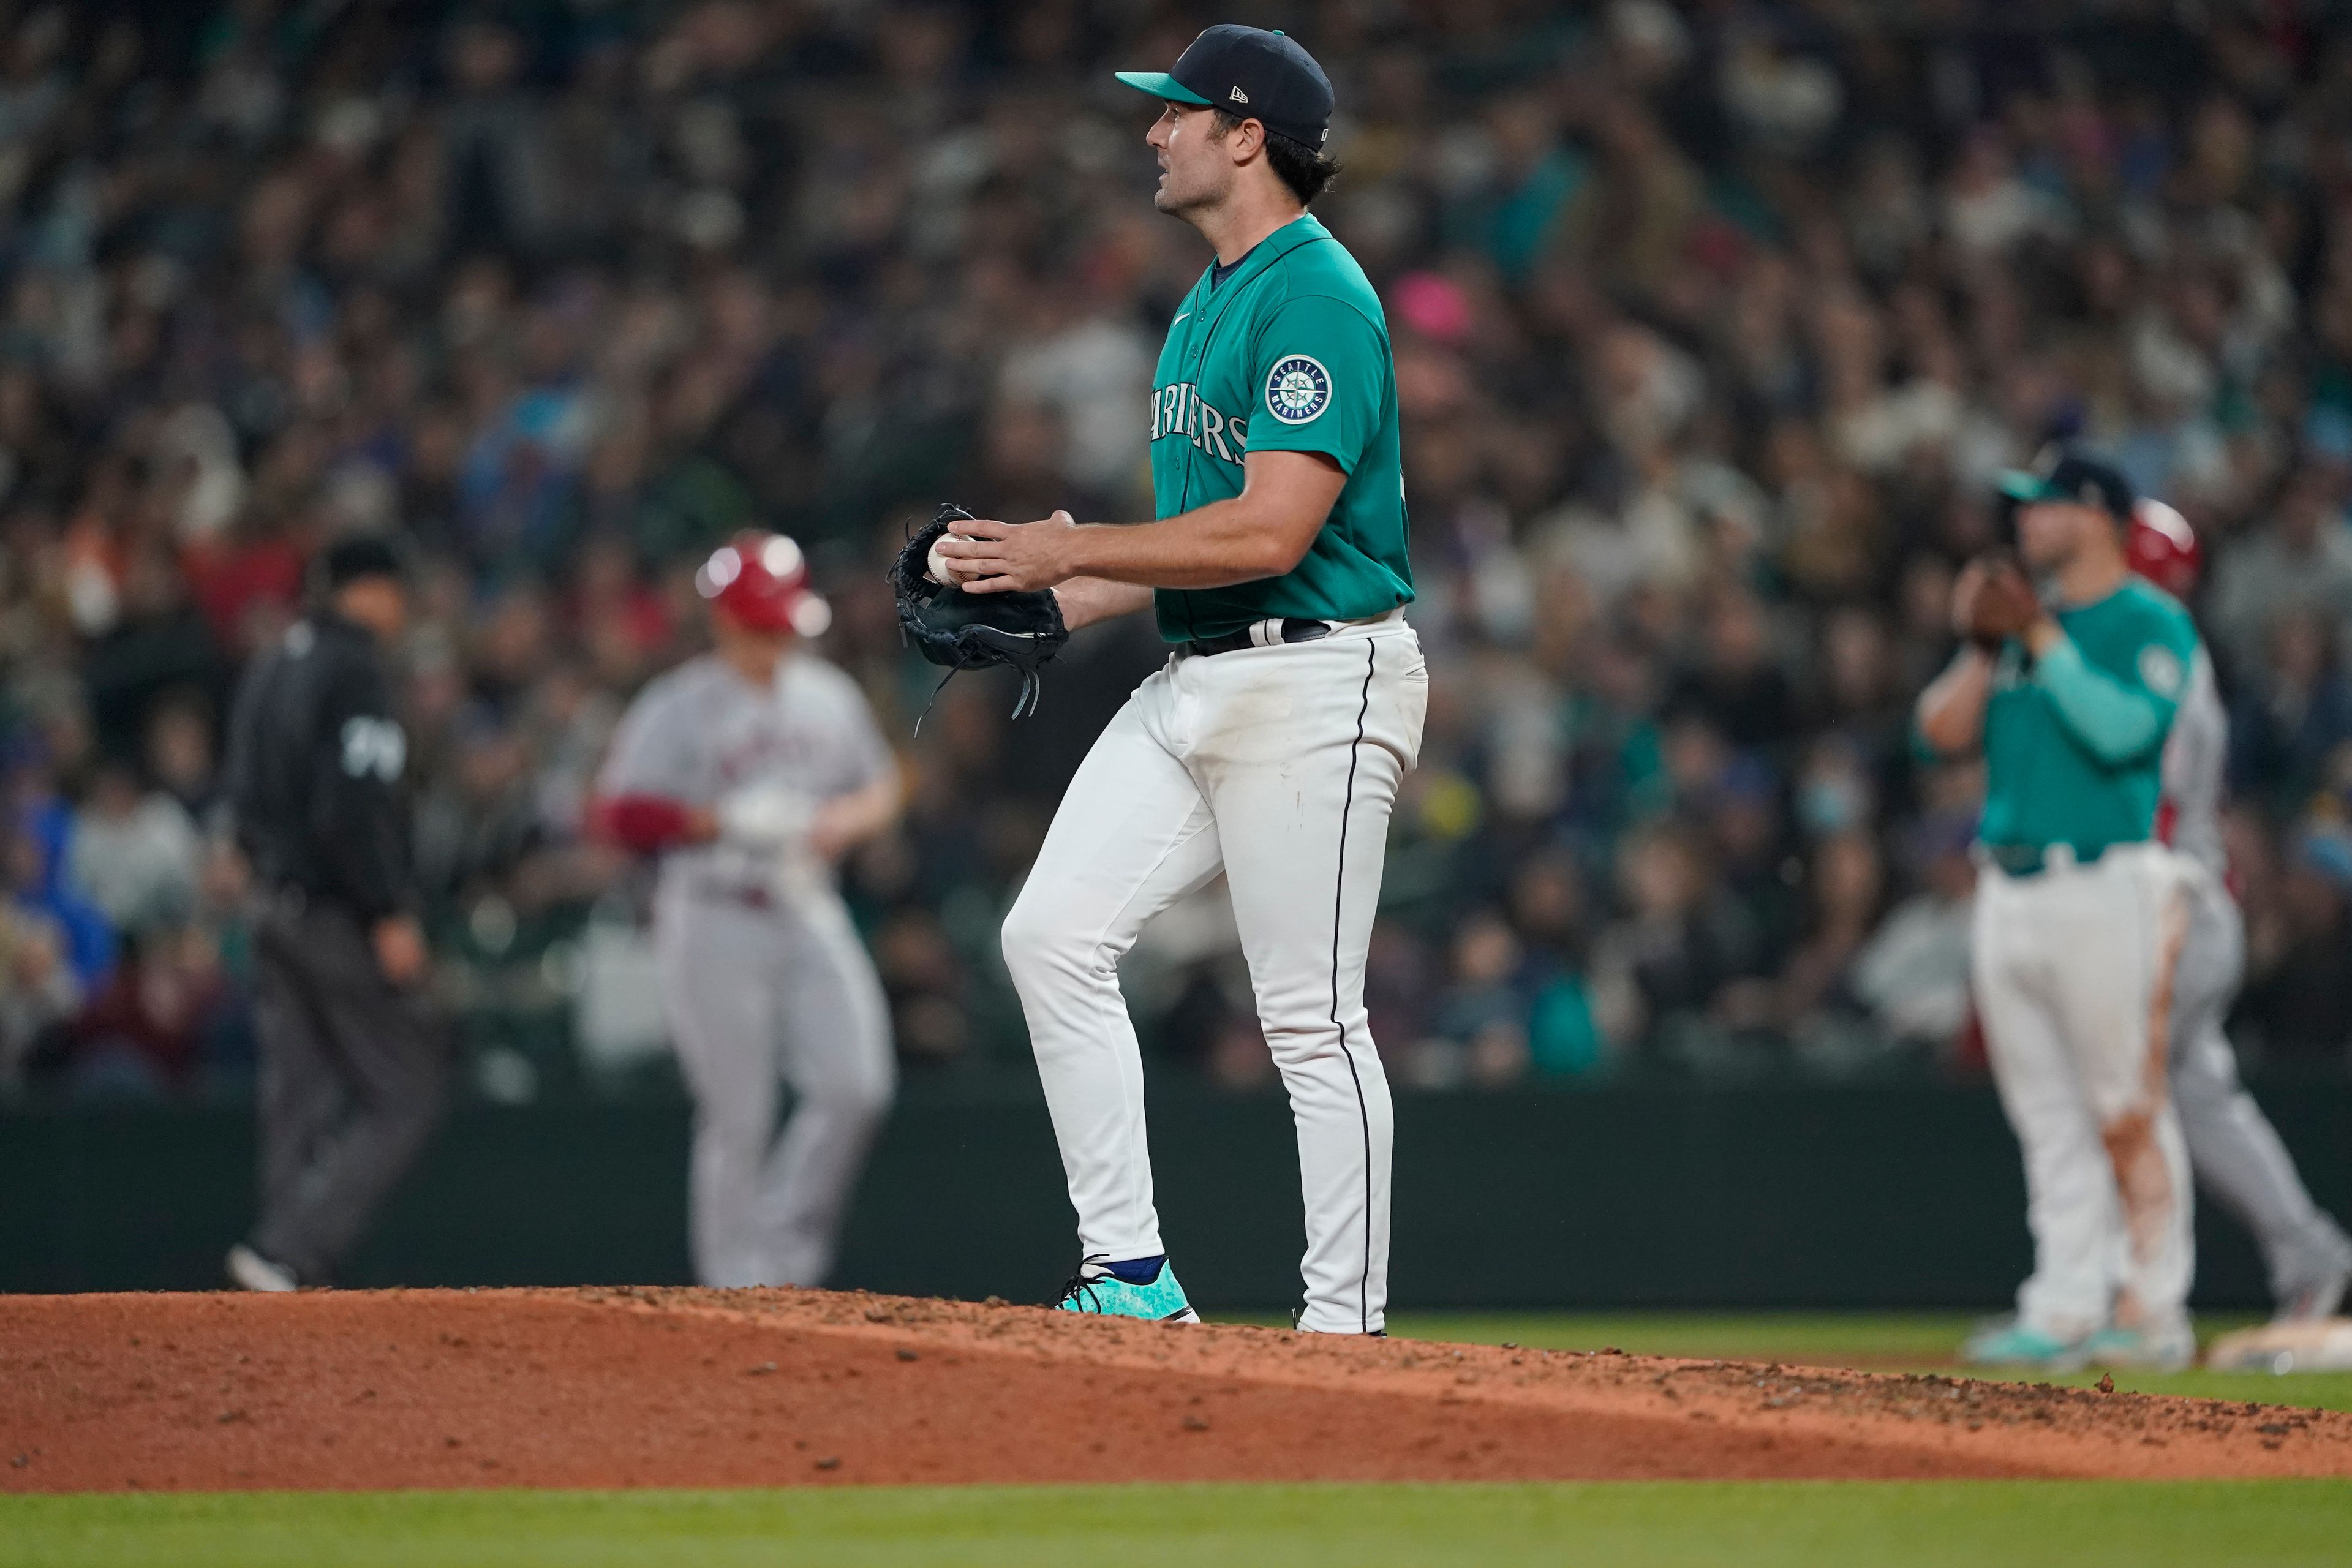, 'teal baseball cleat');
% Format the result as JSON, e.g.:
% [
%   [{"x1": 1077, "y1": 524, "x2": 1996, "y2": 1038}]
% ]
[
  {"x1": 1054, "y1": 1254, "x2": 1202, "y2": 1322},
  {"x1": 2078, "y1": 1319, "x2": 2196, "y2": 1373},
  {"x1": 1961, "y1": 1317, "x2": 2087, "y2": 1371}
]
